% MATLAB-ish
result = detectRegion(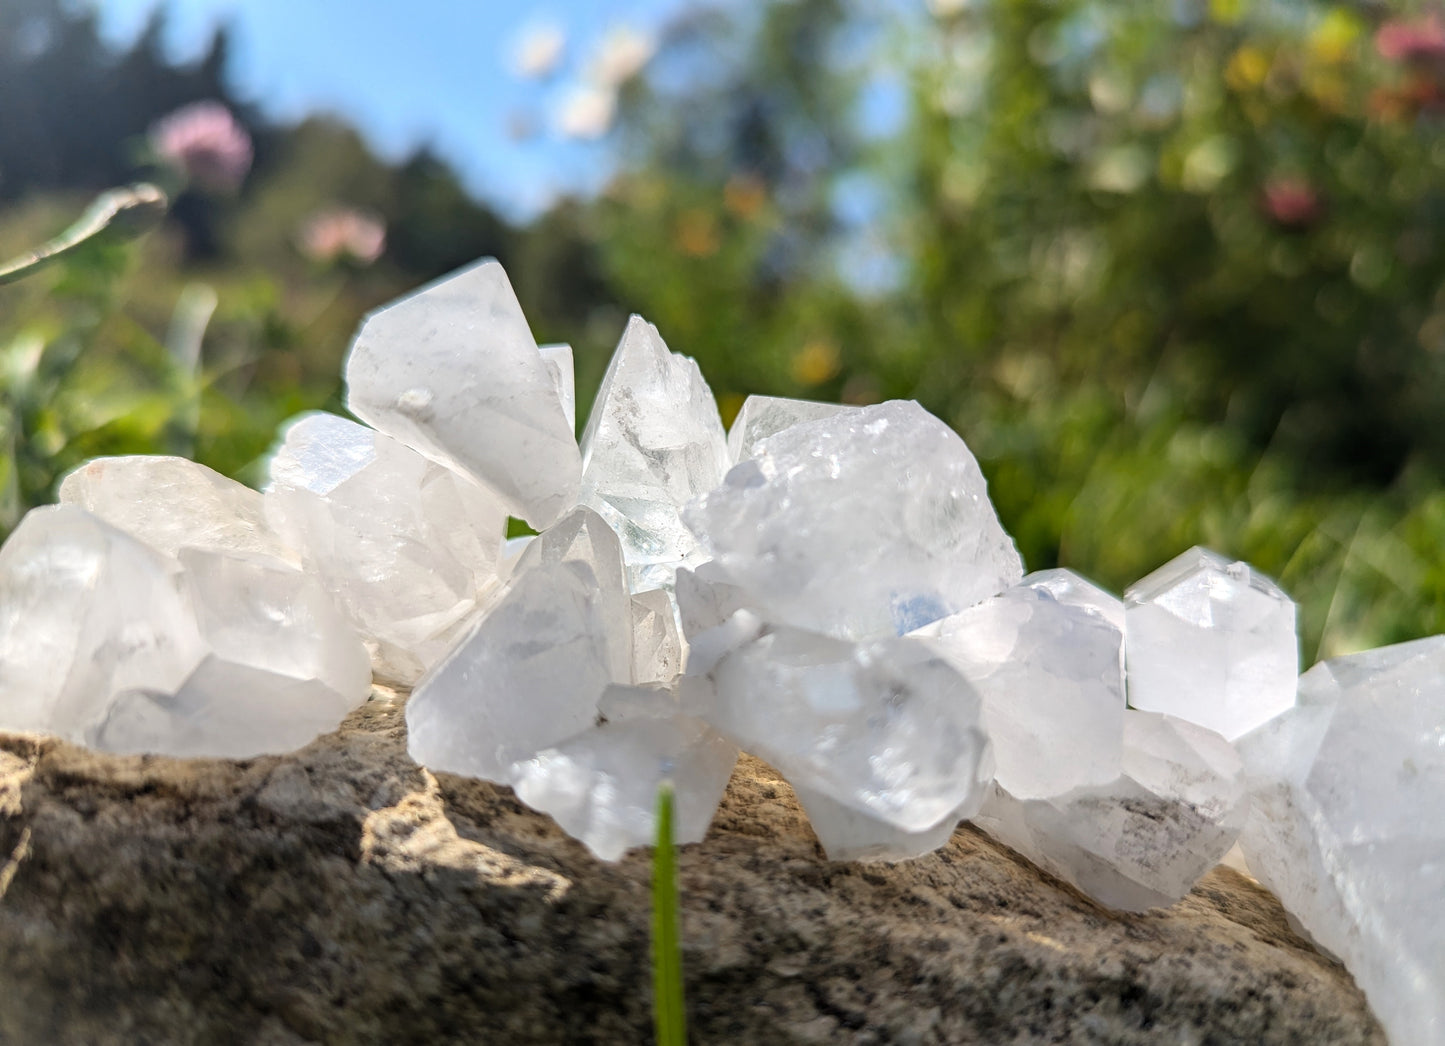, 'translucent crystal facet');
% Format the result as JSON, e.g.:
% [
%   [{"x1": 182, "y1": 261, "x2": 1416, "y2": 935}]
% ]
[
  {"x1": 916, "y1": 570, "x2": 1126, "y2": 799},
  {"x1": 1125, "y1": 547, "x2": 1298, "y2": 740},
  {"x1": 579, "y1": 315, "x2": 730, "y2": 591},
  {"x1": 630, "y1": 589, "x2": 682, "y2": 685},
  {"x1": 689, "y1": 616, "x2": 993, "y2": 832},
  {"x1": 406, "y1": 556, "x2": 628, "y2": 782},
  {"x1": 685, "y1": 400, "x2": 1024, "y2": 642},
  {"x1": 0, "y1": 506, "x2": 371, "y2": 758},
  {"x1": 508, "y1": 683, "x2": 737, "y2": 861},
  {"x1": 266, "y1": 412, "x2": 508, "y2": 684},
  {"x1": 1236, "y1": 637, "x2": 1445, "y2": 1046},
  {"x1": 344, "y1": 258, "x2": 581, "y2": 528},
  {"x1": 725, "y1": 394, "x2": 857, "y2": 464},
  {"x1": 59, "y1": 455, "x2": 293, "y2": 562},
  {"x1": 975, "y1": 710, "x2": 1247, "y2": 911},
  {"x1": 539, "y1": 343, "x2": 577, "y2": 433}
]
